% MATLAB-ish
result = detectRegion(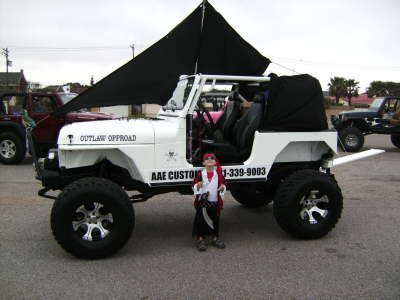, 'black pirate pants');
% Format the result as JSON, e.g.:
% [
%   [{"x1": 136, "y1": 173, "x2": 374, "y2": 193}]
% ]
[{"x1": 192, "y1": 202, "x2": 220, "y2": 238}]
